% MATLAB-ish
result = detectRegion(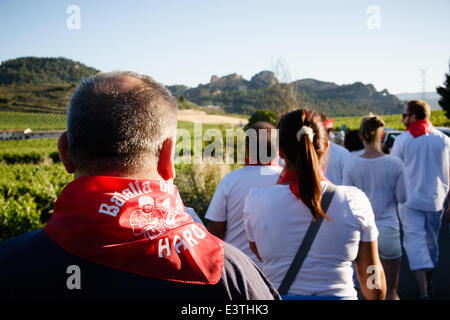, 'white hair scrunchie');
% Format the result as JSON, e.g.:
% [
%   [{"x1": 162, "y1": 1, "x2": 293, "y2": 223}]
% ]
[{"x1": 296, "y1": 126, "x2": 315, "y2": 143}]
